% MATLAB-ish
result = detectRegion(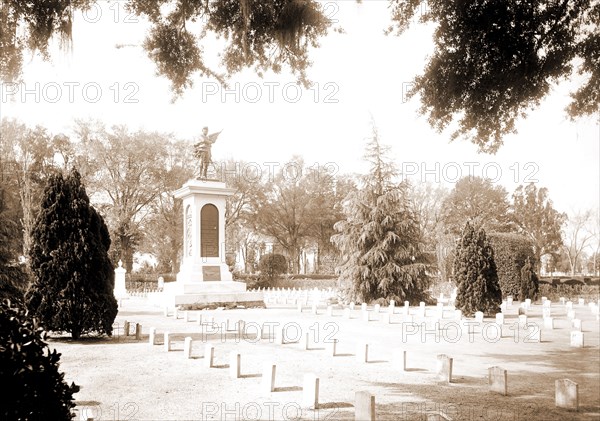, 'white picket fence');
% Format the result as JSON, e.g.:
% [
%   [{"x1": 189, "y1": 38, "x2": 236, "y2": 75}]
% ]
[{"x1": 251, "y1": 287, "x2": 340, "y2": 306}]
